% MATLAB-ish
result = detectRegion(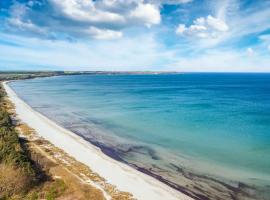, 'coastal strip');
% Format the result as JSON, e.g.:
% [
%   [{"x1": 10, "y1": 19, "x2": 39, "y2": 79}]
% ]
[{"x1": 3, "y1": 81, "x2": 193, "y2": 200}]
